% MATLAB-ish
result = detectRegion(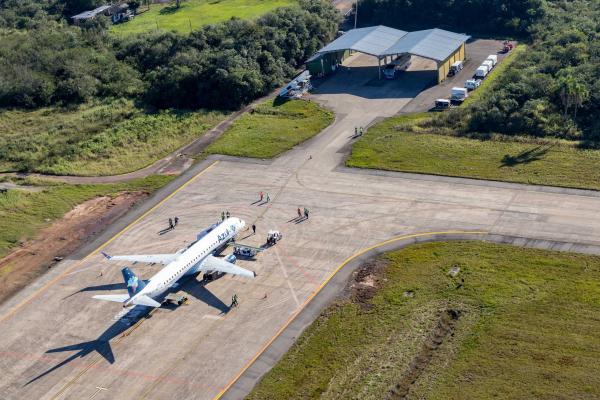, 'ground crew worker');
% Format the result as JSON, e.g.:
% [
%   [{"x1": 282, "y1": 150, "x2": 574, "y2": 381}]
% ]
[
  {"x1": 226, "y1": 210, "x2": 230, "y2": 219},
  {"x1": 297, "y1": 207, "x2": 302, "y2": 219},
  {"x1": 259, "y1": 191, "x2": 263, "y2": 201},
  {"x1": 355, "y1": 127, "x2": 358, "y2": 136},
  {"x1": 221, "y1": 211, "x2": 225, "y2": 221},
  {"x1": 174, "y1": 216, "x2": 179, "y2": 226},
  {"x1": 231, "y1": 294, "x2": 238, "y2": 308},
  {"x1": 304, "y1": 208, "x2": 309, "y2": 219},
  {"x1": 266, "y1": 193, "x2": 270, "y2": 202},
  {"x1": 169, "y1": 218, "x2": 174, "y2": 229},
  {"x1": 360, "y1": 126, "x2": 364, "y2": 135},
  {"x1": 252, "y1": 224, "x2": 256, "y2": 235}
]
